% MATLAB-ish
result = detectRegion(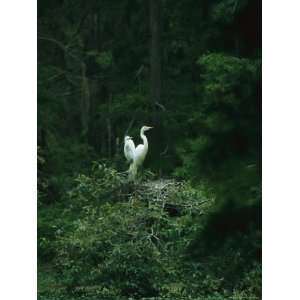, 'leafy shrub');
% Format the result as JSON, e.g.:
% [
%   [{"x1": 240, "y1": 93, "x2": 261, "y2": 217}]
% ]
[
  {"x1": 39, "y1": 164, "x2": 260, "y2": 300},
  {"x1": 66, "y1": 162, "x2": 127, "y2": 208},
  {"x1": 54, "y1": 201, "x2": 169, "y2": 298}
]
